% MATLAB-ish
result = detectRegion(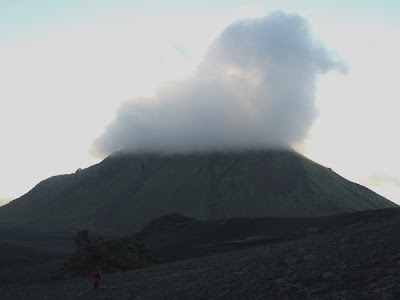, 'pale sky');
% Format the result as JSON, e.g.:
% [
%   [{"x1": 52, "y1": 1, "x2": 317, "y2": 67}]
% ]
[{"x1": 1, "y1": 0, "x2": 400, "y2": 206}]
